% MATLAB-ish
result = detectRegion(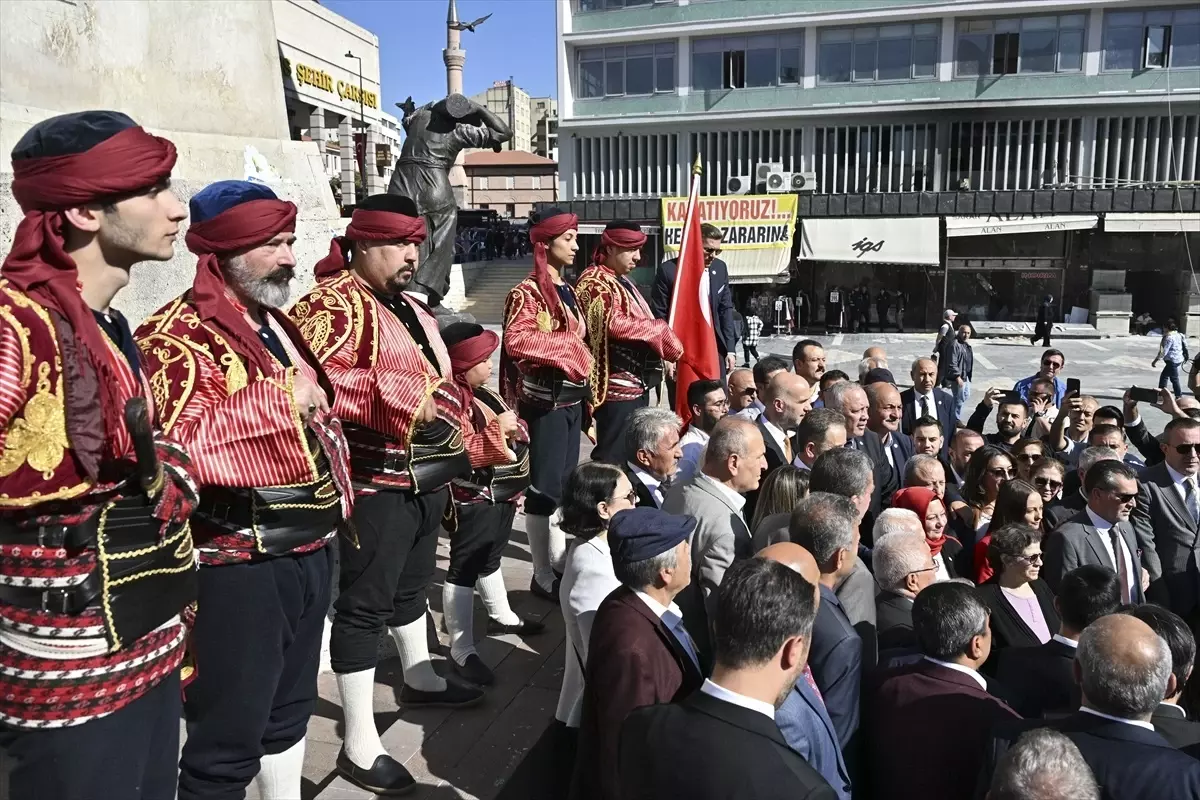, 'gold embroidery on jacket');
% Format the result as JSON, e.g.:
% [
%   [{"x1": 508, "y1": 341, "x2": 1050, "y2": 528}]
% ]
[{"x1": 0, "y1": 363, "x2": 68, "y2": 478}]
